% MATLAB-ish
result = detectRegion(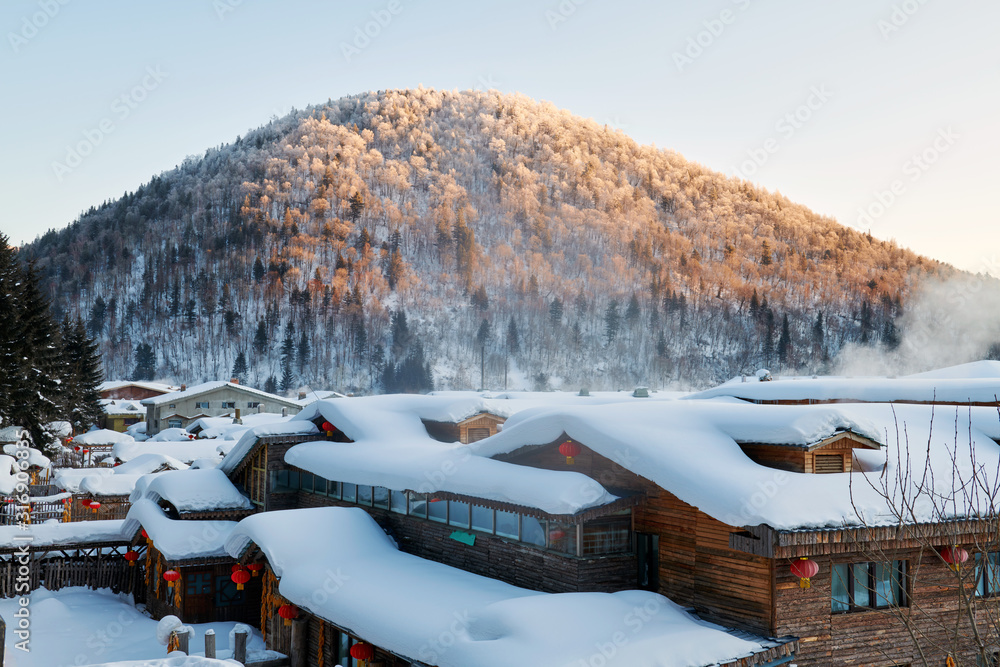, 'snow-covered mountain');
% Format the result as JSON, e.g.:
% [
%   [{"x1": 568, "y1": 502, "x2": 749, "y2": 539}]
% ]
[{"x1": 23, "y1": 88, "x2": 951, "y2": 393}]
